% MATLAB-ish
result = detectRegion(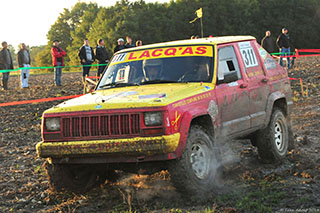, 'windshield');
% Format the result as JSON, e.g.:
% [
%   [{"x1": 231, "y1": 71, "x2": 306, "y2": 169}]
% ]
[{"x1": 97, "y1": 45, "x2": 214, "y2": 90}]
